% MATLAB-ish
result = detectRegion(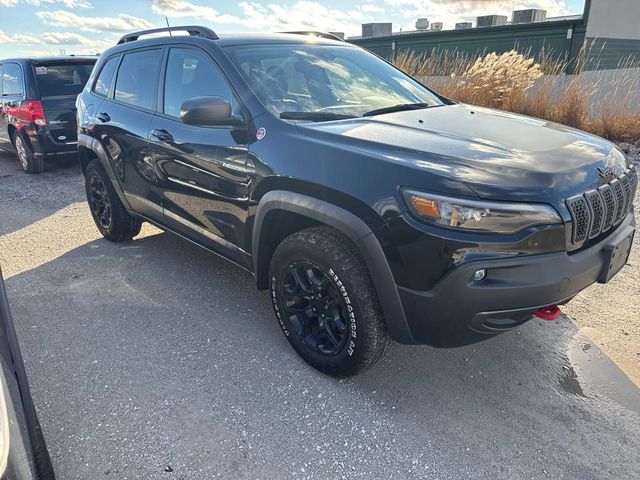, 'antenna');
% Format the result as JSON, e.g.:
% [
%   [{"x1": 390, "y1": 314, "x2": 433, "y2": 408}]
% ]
[{"x1": 165, "y1": 16, "x2": 172, "y2": 36}]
